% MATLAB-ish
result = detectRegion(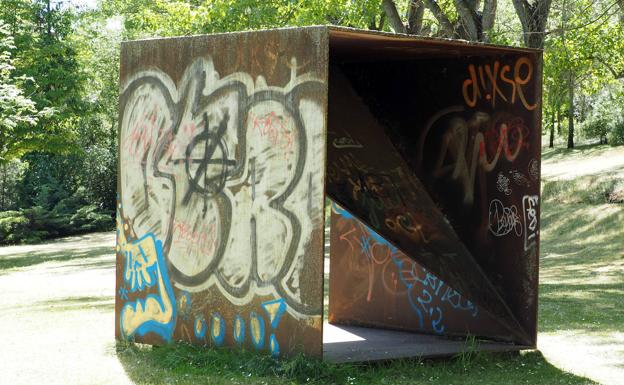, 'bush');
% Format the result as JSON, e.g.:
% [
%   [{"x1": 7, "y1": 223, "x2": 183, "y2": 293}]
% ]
[
  {"x1": 0, "y1": 210, "x2": 21, "y2": 219},
  {"x1": 53, "y1": 188, "x2": 90, "y2": 215},
  {"x1": 609, "y1": 118, "x2": 624, "y2": 145},
  {"x1": 70, "y1": 205, "x2": 114, "y2": 233},
  {"x1": 0, "y1": 211, "x2": 30, "y2": 243},
  {"x1": 582, "y1": 116, "x2": 610, "y2": 144},
  {"x1": 0, "y1": 160, "x2": 27, "y2": 211},
  {"x1": 0, "y1": 202, "x2": 114, "y2": 245},
  {"x1": 81, "y1": 145, "x2": 117, "y2": 212},
  {"x1": 18, "y1": 152, "x2": 84, "y2": 210}
]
